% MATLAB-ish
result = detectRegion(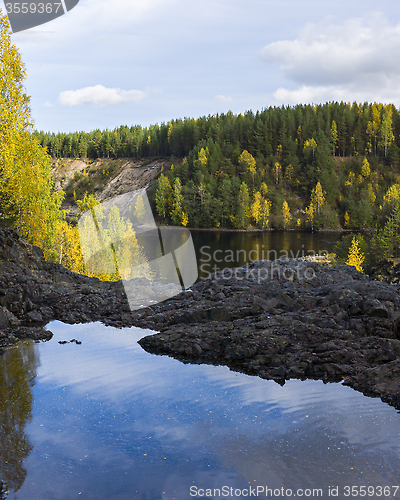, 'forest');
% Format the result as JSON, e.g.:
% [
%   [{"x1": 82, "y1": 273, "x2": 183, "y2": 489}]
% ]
[
  {"x1": 37, "y1": 102, "x2": 400, "y2": 257},
  {"x1": 2, "y1": 3, "x2": 400, "y2": 276}
]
